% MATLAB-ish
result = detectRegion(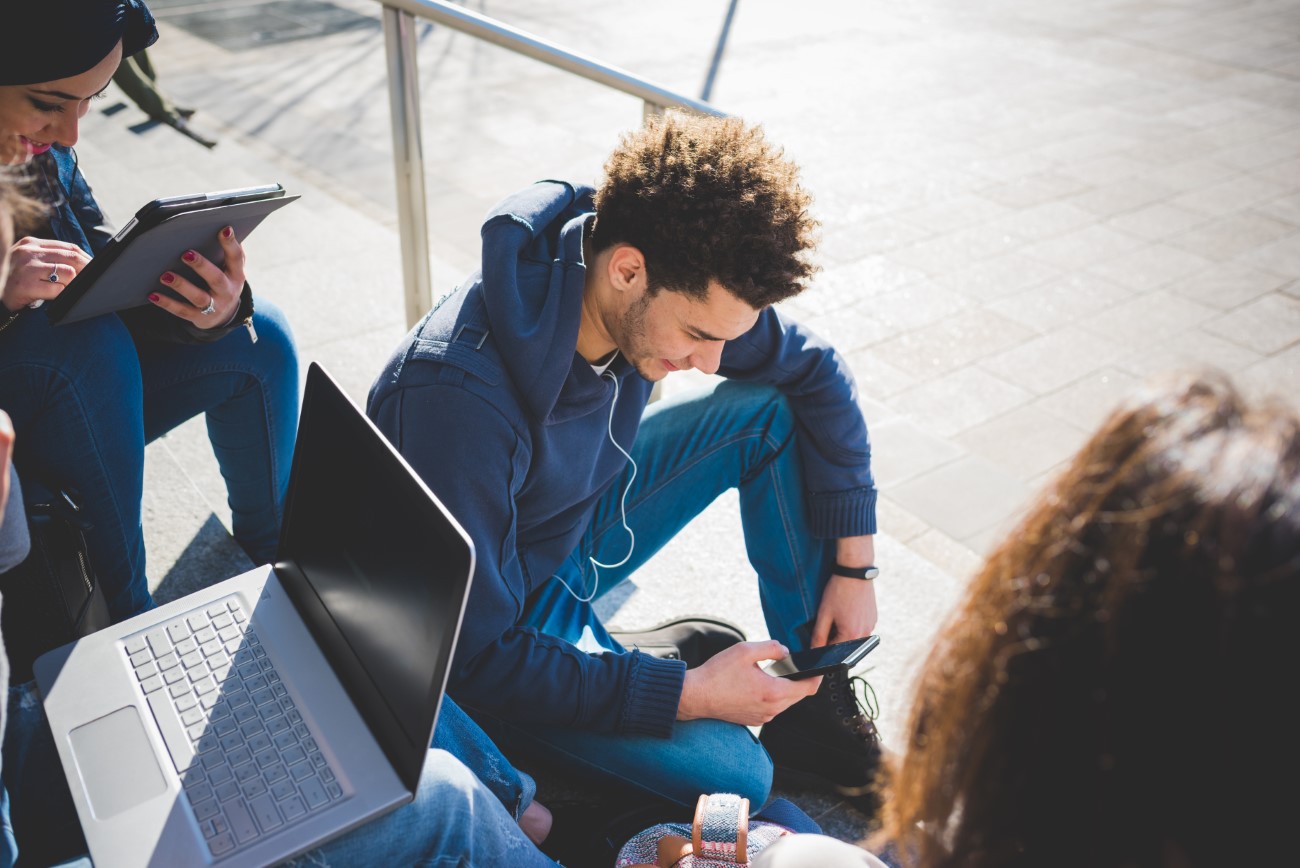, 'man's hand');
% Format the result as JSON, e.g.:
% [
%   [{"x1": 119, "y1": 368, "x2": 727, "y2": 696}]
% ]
[
  {"x1": 811, "y1": 533, "x2": 878, "y2": 647},
  {"x1": 677, "y1": 640, "x2": 821, "y2": 726},
  {"x1": 811, "y1": 576, "x2": 877, "y2": 648}
]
